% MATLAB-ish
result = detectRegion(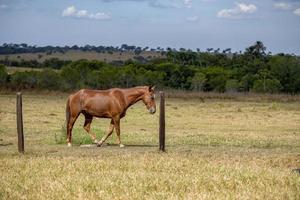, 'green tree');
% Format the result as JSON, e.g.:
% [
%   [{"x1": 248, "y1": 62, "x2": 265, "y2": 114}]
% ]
[
  {"x1": 61, "y1": 65, "x2": 84, "y2": 89},
  {"x1": 252, "y1": 79, "x2": 282, "y2": 93},
  {"x1": 240, "y1": 74, "x2": 256, "y2": 92},
  {"x1": 11, "y1": 71, "x2": 38, "y2": 89},
  {"x1": 252, "y1": 69, "x2": 282, "y2": 93},
  {"x1": 203, "y1": 67, "x2": 231, "y2": 92},
  {"x1": 135, "y1": 68, "x2": 165, "y2": 86},
  {"x1": 119, "y1": 65, "x2": 137, "y2": 87},
  {"x1": 188, "y1": 72, "x2": 206, "y2": 91},
  {"x1": 95, "y1": 66, "x2": 121, "y2": 88},
  {"x1": 256, "y1": 69, "x2": 271, "y2": 92},
  {"x1": 37, "y1": 69, "x2": 61, "y2": 90},
  {"x1": 245, "y1": 41, "x2": 267, "y2": 59},
  {"x1": 269, "y1": 55, "x2": 300, "y2": 94},
  {"x1": 60, "y1": 60, "x2": 103, "y2": 89},
  {"x1": 225, "y1": 79, "x2": 239, "y2": 92},
  {"x1": 85, "y1": 70, "x2": 103, "y2": 89},
  {"x1": 43, "y1": 58, "x2": 71, "y2": 69}
]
